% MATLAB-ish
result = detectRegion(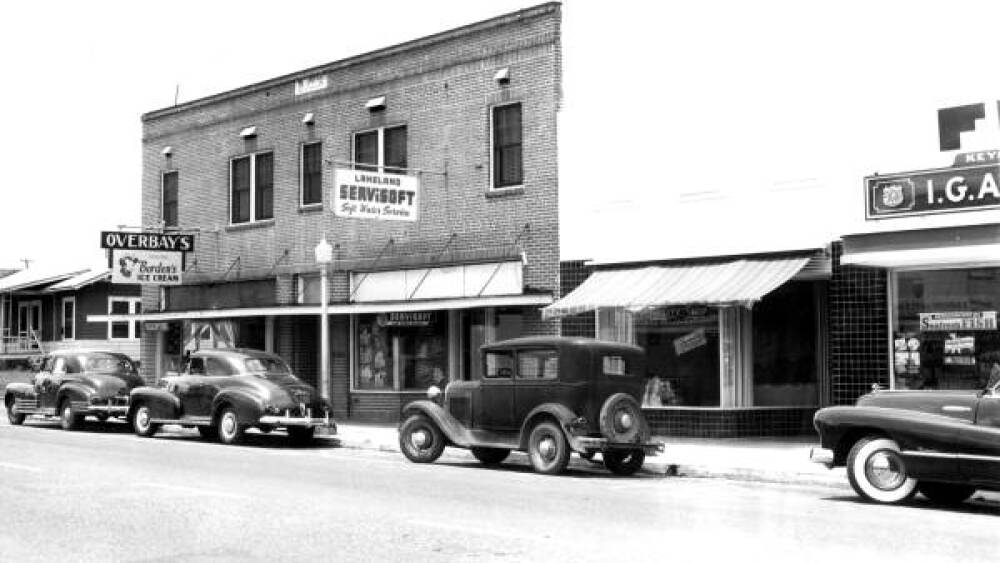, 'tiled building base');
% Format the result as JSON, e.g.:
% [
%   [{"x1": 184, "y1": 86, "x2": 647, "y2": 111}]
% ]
[{"x1": 644, "y1": 407, "x2": 818, "y2": 438}]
